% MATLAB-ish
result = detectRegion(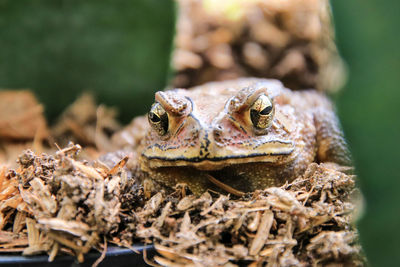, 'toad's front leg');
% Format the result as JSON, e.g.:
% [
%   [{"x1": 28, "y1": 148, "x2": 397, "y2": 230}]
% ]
[{"x1": 314, "y1": 107, "x2": 352, "y2": 166}]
